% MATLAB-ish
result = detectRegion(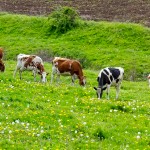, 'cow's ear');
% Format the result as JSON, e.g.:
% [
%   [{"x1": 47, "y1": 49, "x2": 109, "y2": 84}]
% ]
[{"x1": 94, "y1": 87, "x2": 97, "y2": 90}]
